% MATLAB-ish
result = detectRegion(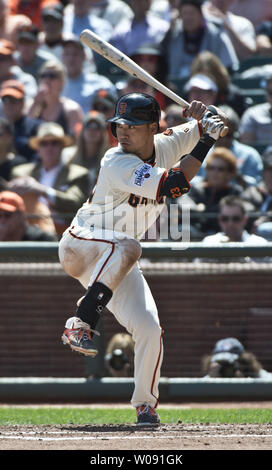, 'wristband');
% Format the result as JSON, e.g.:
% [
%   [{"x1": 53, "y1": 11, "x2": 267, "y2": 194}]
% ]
[{"x1": 190, "y1": 134, "x2": 215, "y2": 163}]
